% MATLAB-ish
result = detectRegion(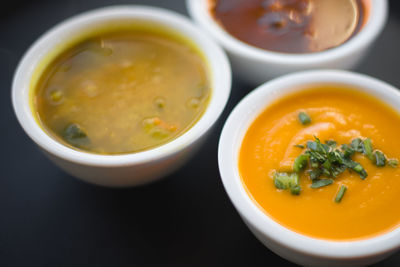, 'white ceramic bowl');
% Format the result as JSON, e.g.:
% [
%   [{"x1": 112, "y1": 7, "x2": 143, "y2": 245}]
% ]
[
  {"x1": 12, "y1": 6, "x2": 231, "y2": 187},
  {"x1": 218, "y1": 70, "x2": 400, "y2": 266},
  {"x1": 187, "y1": 0, "x2": 388, "y2": 84}
]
